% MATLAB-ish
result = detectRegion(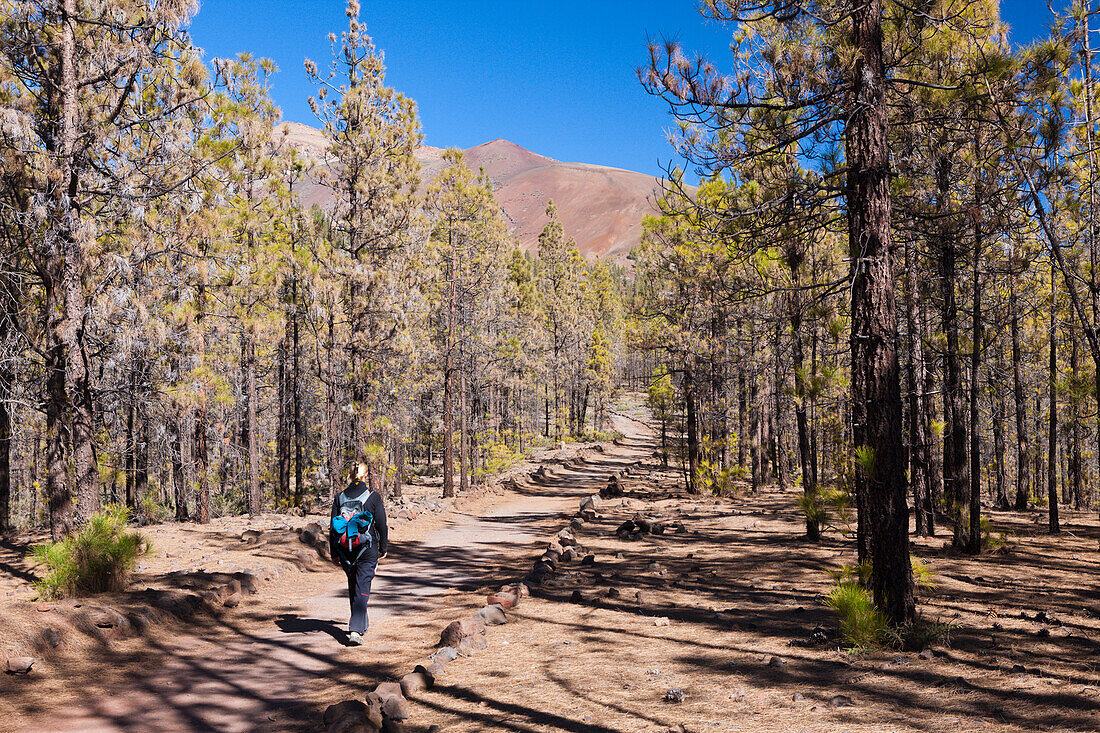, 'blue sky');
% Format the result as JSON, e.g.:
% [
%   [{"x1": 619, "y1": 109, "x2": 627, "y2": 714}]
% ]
[{"x1": 188, "y1": 1, "x2": 1059, "y2": 177}]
